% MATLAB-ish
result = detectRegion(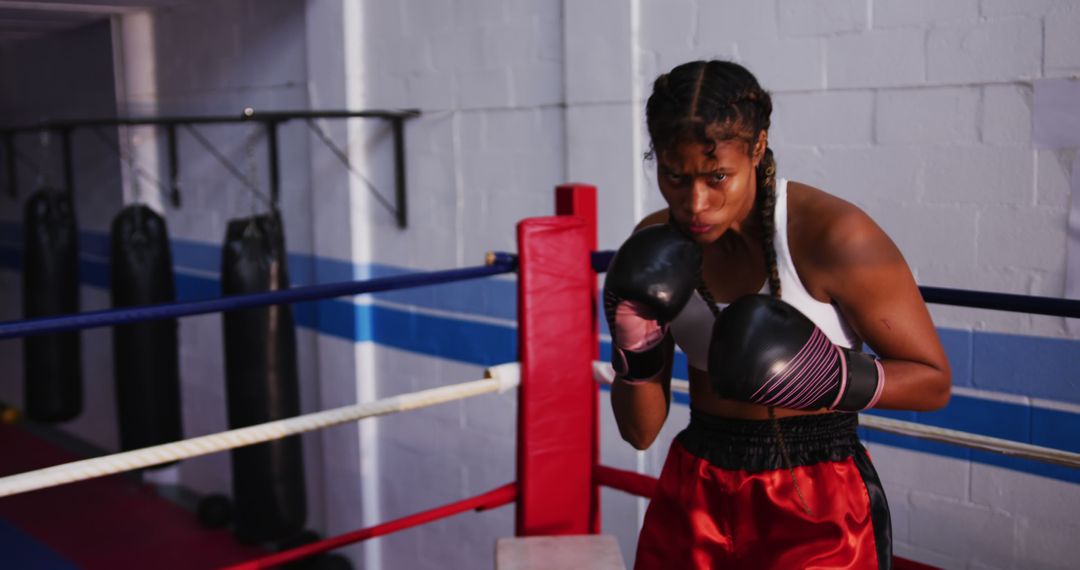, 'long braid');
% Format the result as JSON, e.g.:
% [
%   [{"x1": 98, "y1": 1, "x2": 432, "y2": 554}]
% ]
[
  {"x1": 757, "y1": 147, "x2": 780, "y2": 298},
  {"x1": 755, "y1": 147, "x2": 812, "y2": 514}
]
